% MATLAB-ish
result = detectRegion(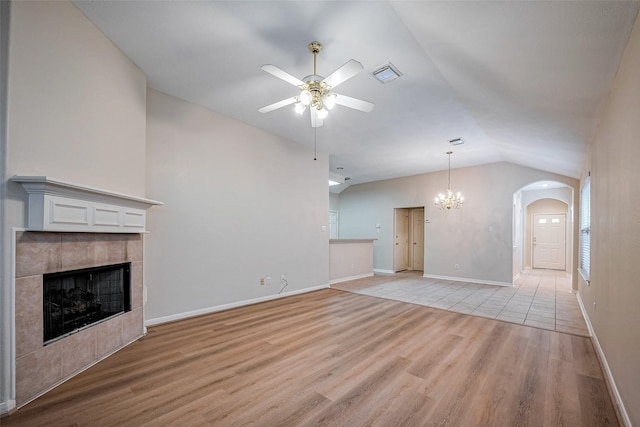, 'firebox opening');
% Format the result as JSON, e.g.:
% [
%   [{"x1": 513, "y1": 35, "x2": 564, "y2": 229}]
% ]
[{"x1": 43, "y1": 262, "x2": 131, "y2": 345}]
